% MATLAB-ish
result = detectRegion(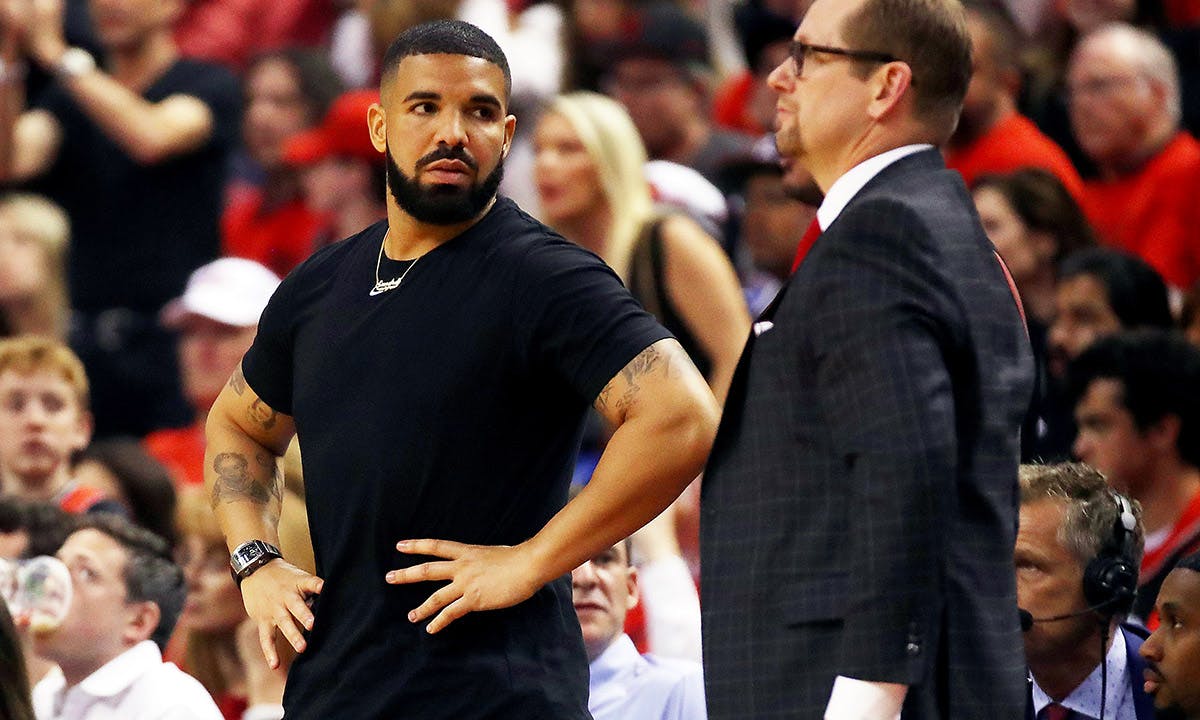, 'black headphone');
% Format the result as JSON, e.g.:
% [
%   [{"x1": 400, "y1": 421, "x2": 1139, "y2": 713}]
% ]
[{"x1": 1081, "y1": 491, "x2": 1139, "y2": 617}]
